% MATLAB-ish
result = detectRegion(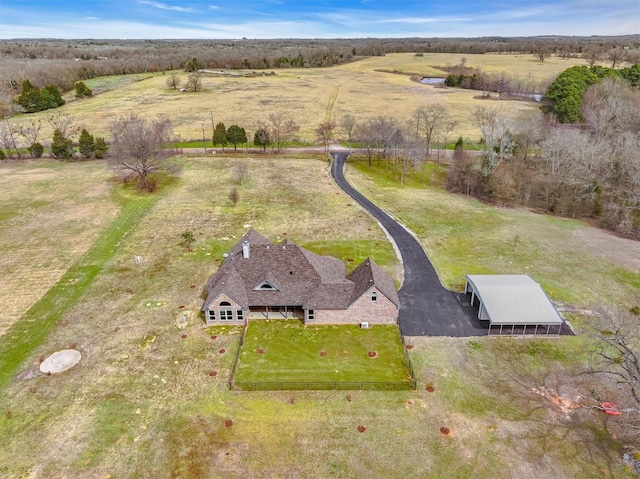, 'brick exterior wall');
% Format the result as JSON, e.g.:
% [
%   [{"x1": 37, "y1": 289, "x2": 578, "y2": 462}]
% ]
[
  {"x1": 311, "y1": 287, "x2": 398, "y2": 325},
  {"x1": 204, "y1": 293, "x2": 245, "y2": 325}
]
